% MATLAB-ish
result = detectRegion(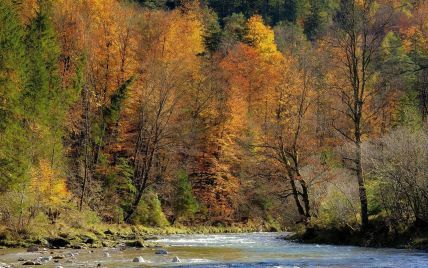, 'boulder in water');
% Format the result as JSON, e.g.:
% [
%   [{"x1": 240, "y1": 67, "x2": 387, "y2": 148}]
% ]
[
  {"x1": 132, "y1": 256, "x2": 145, "y2": 263},
  {"x1": 155, "y1": 249, "x2": 168, "y2": 255},
  {"x1": 172, "y1": 256, "x2": 181, "y2": 263},
  {"x1": 104, "y1": 252, "x2": 111, "y2": 257},
  {"x1": 125, "y1": 240, "x2": 145, "y2": 248},
  {"x1": 0, "y1": 263, "x2": 11, "y2": 268}
]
